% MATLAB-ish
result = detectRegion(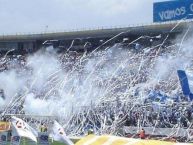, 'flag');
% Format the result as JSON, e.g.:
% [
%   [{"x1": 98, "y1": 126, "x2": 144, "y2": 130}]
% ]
[
  {"x1": 177, "y1": 70, "x2": 193, "y2": 100},
  {"x1": 11, "y1": 116, "x2": 38, "y2": 142},
  {"x1": 52, "y1": 121, "x2": 74, "y2": 145}
]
